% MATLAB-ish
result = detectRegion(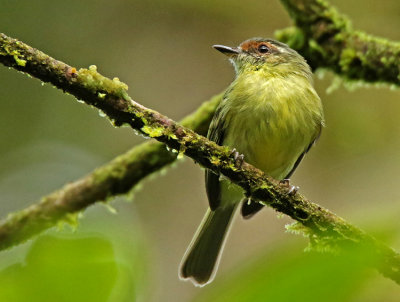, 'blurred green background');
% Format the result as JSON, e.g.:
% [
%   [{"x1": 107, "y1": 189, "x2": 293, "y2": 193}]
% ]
[{"x1": 0, "y1": 0, "x2": 400, "y2": 301}]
